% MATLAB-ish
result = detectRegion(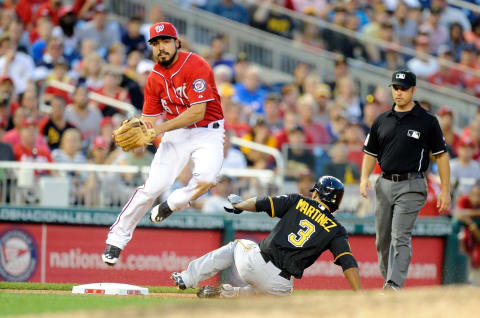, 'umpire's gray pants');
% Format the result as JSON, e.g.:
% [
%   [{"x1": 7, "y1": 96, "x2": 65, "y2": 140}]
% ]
[{"x1": 375, "y1": 177, "x2": 427, "y2": 288}]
